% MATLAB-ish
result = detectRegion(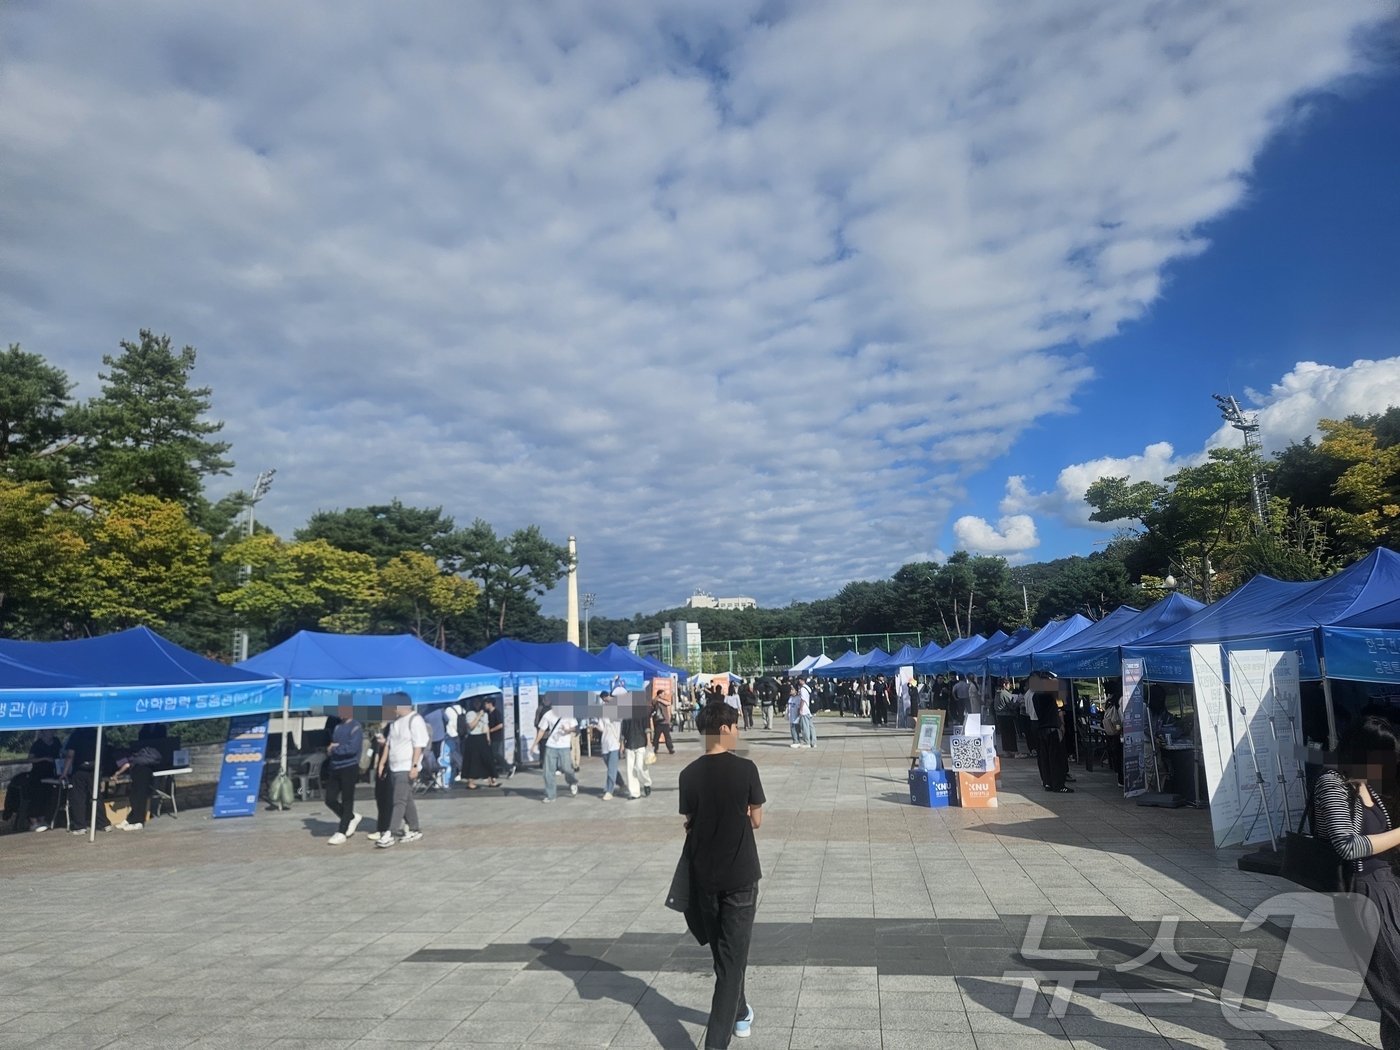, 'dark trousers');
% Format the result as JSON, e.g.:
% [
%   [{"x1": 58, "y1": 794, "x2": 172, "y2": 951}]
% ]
[
  {"x1": 374, "y1": 769, "x2": 394, "y2": 833},
  {"x1": 324, "y1": 763, "x2": 360, "y2": 834},
  {"x1": 1348, "y1": 870, "x2": 1400, "y2": 1050},
  {"x1": 68, "y1": 768, "x2": 108, "y2": 830},
  {"x1": 1107, "y1": 735, "x2": 1123, "y2": 784},
  {"x1": 995, "y1": 715, "x2": 1019, "y2": 756},
  {"x1": 1038, "y1": 728, "x2": 1069, "y2": 790},
  {"x1": 1017, "y1": 713, "x2": 1036, "y2": 754},
  {"x1": 128, "y1": 765, "x2": 155, "y2": 824},
  {"x1": 654, "y1": 719, "x2": 674, "y2": 754},
  {"x1": 740, "y1": 704, "x2": 754, "y2": 730},
  {"x1": 698, "y1": 883, "x2": 757, "y2": 1050}
]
